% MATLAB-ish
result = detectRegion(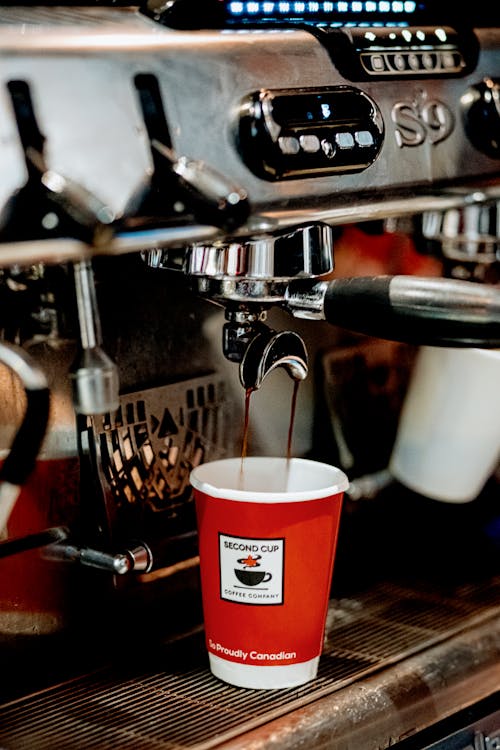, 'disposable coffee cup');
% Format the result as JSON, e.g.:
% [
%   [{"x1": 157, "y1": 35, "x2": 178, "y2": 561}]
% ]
[
  {"x1": 390, "y1": 346, "x2": 500, "y2": 503},
  {"x1": 190, "y1": 457, "x2": 348, "y2": 690}
]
